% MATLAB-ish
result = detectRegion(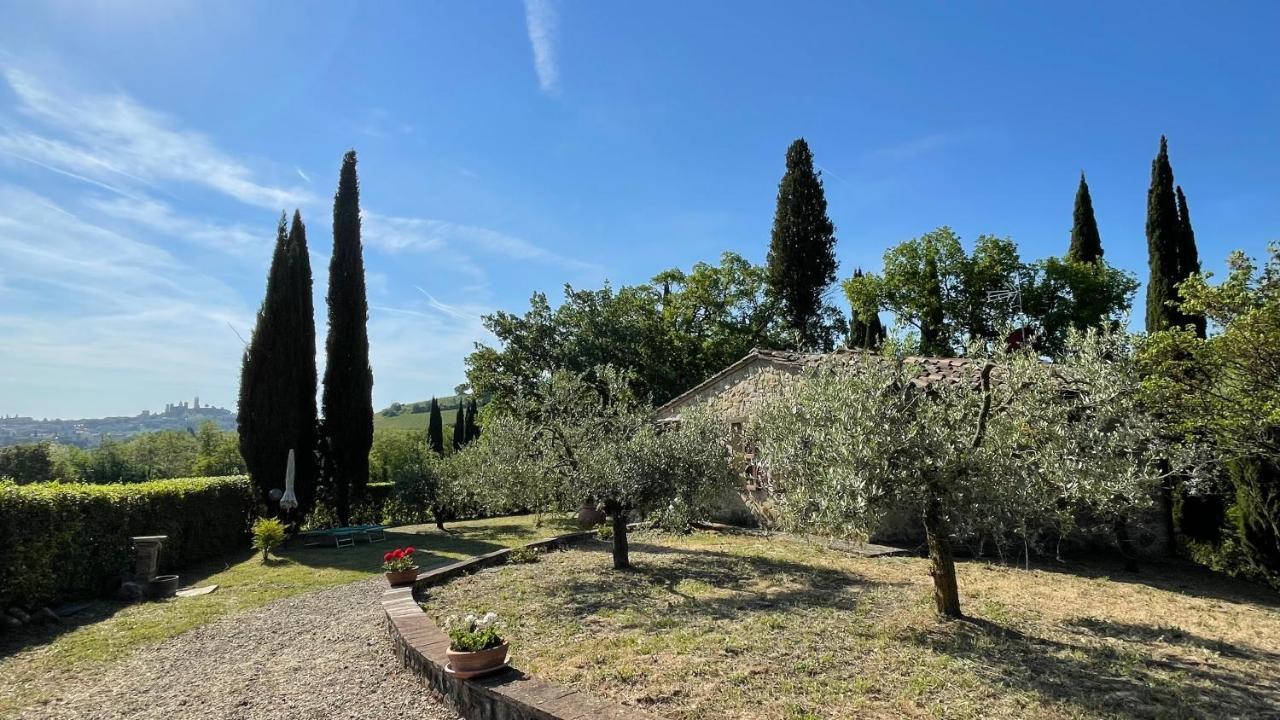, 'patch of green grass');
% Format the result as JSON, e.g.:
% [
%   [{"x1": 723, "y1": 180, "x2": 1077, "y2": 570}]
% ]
[
  {"x1": 373, "y1": 408, "x2": 458, "y2": 432},
  {"x1": 421, "y1": 530, "x2": 1280, "y2": 720},
  {"x1": 0, "y1": 513, "x2": 577, "y2": 717}
]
